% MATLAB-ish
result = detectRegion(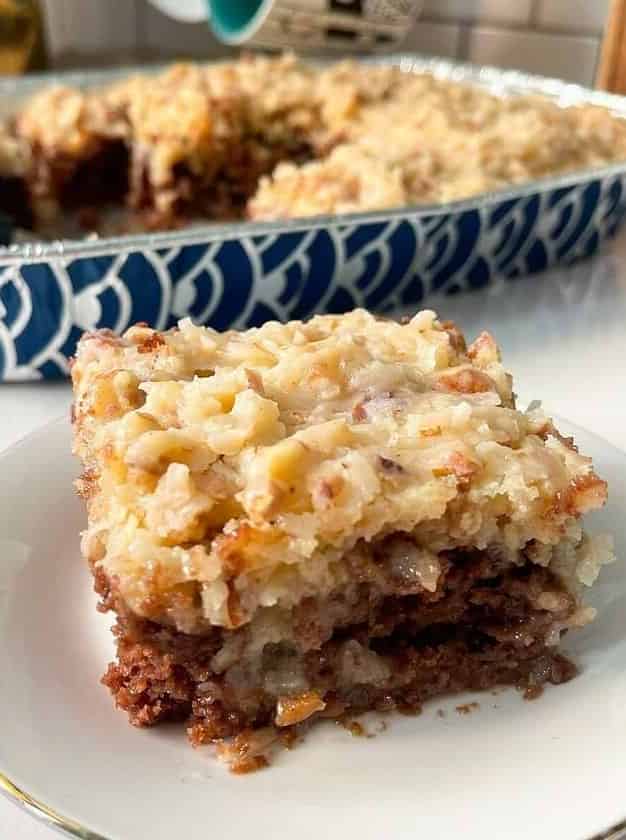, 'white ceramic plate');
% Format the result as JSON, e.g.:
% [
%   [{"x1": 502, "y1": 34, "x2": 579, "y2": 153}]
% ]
[{"x1": 1, "y1": 417, "x2": 626, "y2": 840}]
